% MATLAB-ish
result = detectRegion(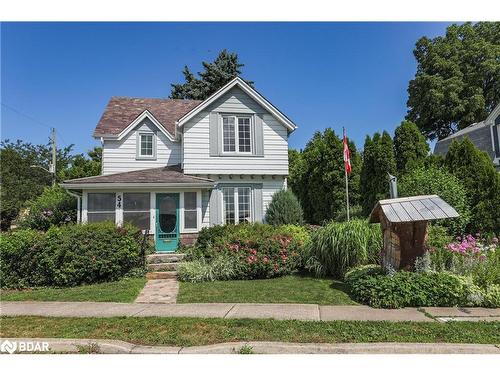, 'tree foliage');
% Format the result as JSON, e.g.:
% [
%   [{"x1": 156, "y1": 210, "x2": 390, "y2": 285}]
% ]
[
  {"x1": 444, "y1": 137, "x2": 500, "y2": 233},
  {"x1": 399, "y1": 166, "x2": 470, "y2": 234},
  {"x1": 393, "y1": 120, "x2": 429, "y2": 175},
  {"x1": 0, "y1": 140, "x2": 101, "y2": 230},
  {"x1": 265, "y1": 189, "x2": 304, "y2": 226},
  {"x1": 407, "y1": 22, "x2": 500, "y2": 140},
  {"x1": 170, "y1": 49, "x2": 253, "y2": 100},
  {"x1": 288, "y1": 128, "x2": 361, "y2": 224},
  {"x1": 360, "y1": 131, "x2": 397, "y2": 215}
]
